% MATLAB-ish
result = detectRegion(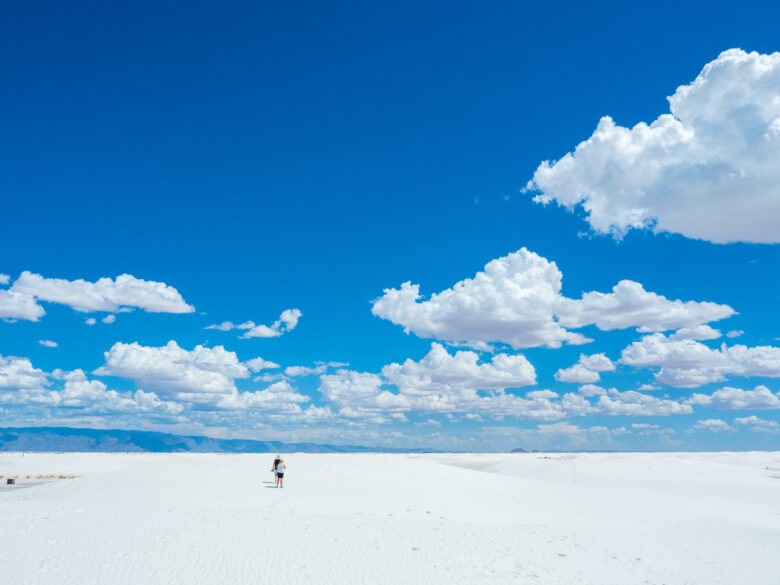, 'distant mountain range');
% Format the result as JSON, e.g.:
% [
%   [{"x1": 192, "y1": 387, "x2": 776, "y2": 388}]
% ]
[{"x1": 0, "y1": 427, "x2": 434, "y2": 454}]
